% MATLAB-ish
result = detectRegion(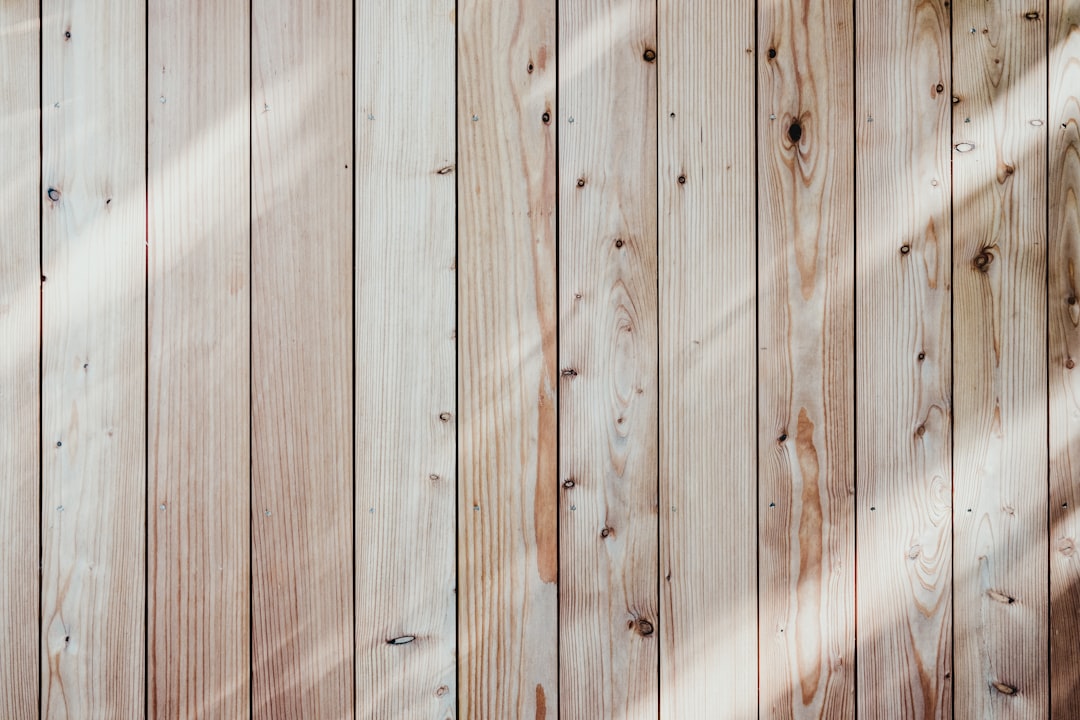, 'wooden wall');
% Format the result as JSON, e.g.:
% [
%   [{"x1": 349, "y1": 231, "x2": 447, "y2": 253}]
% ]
[{"x1": 1, "y1": 0, "x2": 1079, "y2": 717}]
